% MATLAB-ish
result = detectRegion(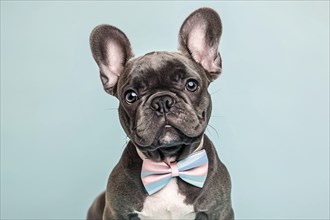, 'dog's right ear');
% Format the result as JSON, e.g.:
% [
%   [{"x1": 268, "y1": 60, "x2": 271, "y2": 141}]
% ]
[{"x1": 90, "y1": 25, "x2": 134, "y2": 95}]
